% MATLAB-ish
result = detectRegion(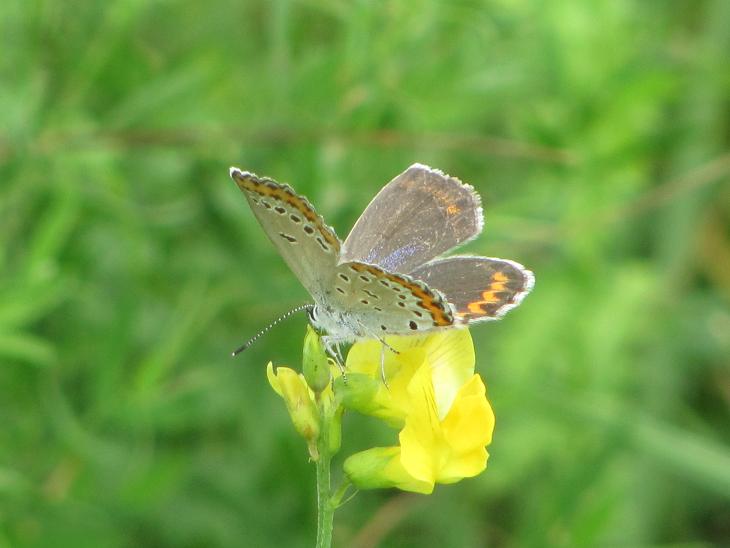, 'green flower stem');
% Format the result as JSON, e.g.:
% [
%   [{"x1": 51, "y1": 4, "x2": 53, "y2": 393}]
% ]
[{"x1": 315, "y1": 395, "x2": 334, "y2": 548}]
